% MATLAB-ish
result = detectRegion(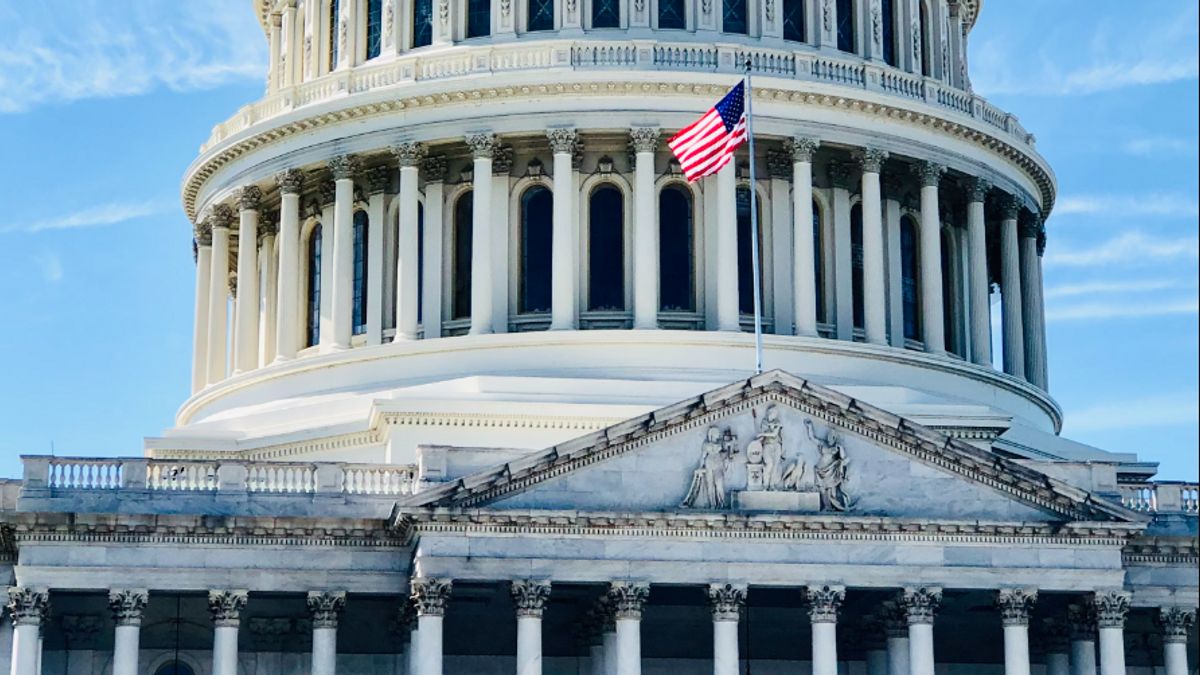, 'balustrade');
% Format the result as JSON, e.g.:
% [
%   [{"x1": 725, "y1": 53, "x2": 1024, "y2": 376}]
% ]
[
  {"x1": 47, "y1": 458, "x2": 122, "y2": 490},
  {"x1": 1117, "y1": 482, "x2": 1200, "y2": 515}
]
